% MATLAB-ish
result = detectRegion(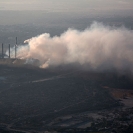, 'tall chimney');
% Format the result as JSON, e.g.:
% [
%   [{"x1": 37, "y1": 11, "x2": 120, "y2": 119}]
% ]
[
  {"x1": 15, "y1": 37, "x2": 17, "y2": 58},
  {"x1": 9, "y1": 44, "x2": 10, "y2": 58},
  {"x1": 2, "y1": 43, "x2": 3, "y2": 59}
]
